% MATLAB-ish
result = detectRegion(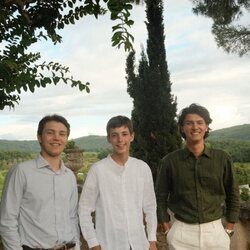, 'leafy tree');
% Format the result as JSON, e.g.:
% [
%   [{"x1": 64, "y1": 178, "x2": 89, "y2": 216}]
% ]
[
  {"x1": 191, "y1": 0, "x2": 250, "y2": 56},
  {"x1": 240, "y1": 187, "x2": 250, "y2": 201},
  {"x1": 208, "y1": 140, "x2": 250, "y2": 162},
  {"x1": 64, "y1": 139, "x2": 78, "y2": 150},
  {"x1": 97, "y1": 148, "x2": 112, "y2": 159},
  {"x1": 0, "y1": 0, "x2": 135, "y2": 110},
  {"x1": 126, "y1": 0, "x2": 182, "y2": 181},
  {"x1": 234, "y1": 163, "x2": 250, "y2": 185}
]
